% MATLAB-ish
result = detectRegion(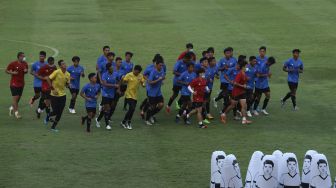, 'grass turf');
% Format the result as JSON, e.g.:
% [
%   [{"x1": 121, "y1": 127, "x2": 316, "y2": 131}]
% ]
[{"x1": 0, "y1": 0, "x2": 335, "y2": 187}]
